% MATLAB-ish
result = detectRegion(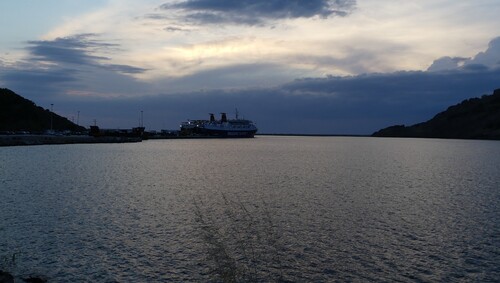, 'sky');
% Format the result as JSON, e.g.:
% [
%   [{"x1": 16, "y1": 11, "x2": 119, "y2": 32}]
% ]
[{"x1": 1, "y1": 0, "x2": 499, "y2": 134}]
